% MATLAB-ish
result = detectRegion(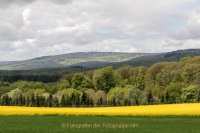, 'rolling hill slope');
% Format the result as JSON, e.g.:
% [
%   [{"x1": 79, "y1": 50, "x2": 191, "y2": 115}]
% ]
[
  {"x1": 0, "y1": 49, "x2": 200, "y2": 72},
  {"x1": 0, "y1": 52, "x2": 155, "y2": 70}
]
